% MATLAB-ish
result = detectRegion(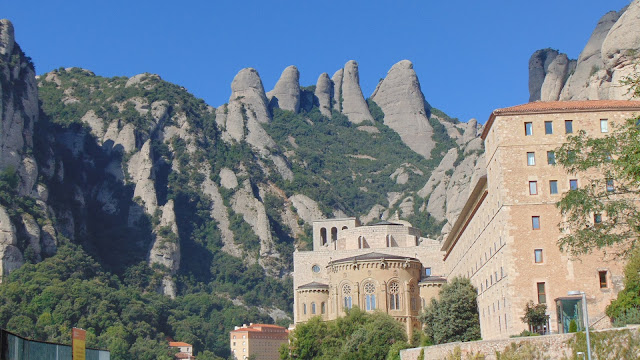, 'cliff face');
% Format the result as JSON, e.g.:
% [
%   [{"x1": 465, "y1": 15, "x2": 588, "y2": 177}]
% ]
[{"x1": 530, "y1": 1, "x2": 640, "y2": 101}]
